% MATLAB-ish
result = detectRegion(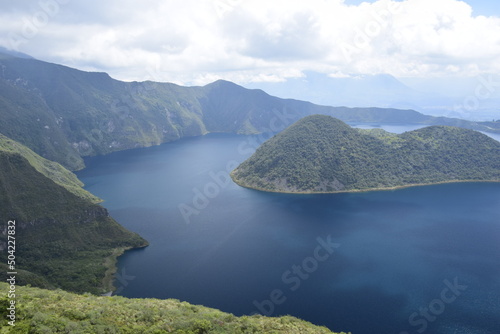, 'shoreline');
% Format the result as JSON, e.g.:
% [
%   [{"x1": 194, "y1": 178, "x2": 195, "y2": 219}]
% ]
[
  {"x1": 230, "y1": 175, "x2": 500, "y2": 195},
  {"x1": 101, "y1": 243, "x2": 148, "y2": 295}
]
